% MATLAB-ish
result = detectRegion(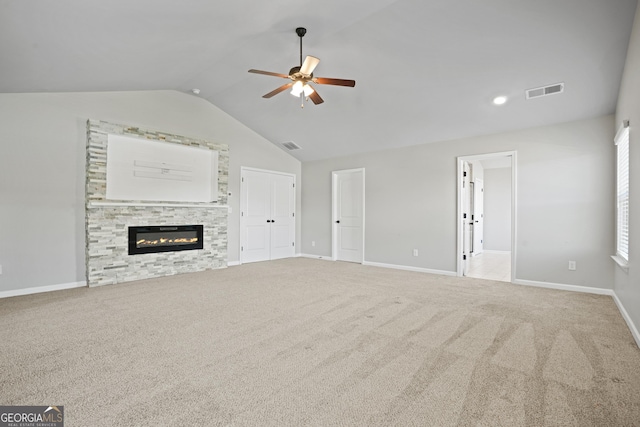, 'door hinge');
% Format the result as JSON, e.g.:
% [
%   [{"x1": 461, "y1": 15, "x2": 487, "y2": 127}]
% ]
[
  {"x1": 292, "y1": 242, "x2": 295, "y2": 246},
  {"x1": 293, "y1": 183, "x2": 295, "y2": 188},
  {"x1": 241, "y1": 211, "x2": 244, "y2": 217},
  {"x1": 241, "y1": 246, "x2": 244, "y2": 251},
  {"x1": 463, "y1": 171, "x2": 467, "y2": 177},
  {"x1": 463, "y1": 213, "x2": 467, "y2": 219},
  {"x1": 292, "y1": 212, "x2": 295, "y2": 217},
  {"x1": 471, "y1": 214, "x2": 474, "y2": 220},
  {"x1": 463, "y1": 254, "x2": 467, "y2": 260},
  {"x1": 242, "y1": 177, "x2": 244, "y2": 182}
]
